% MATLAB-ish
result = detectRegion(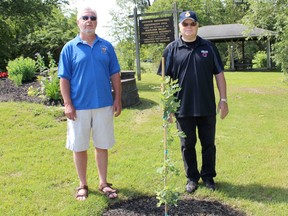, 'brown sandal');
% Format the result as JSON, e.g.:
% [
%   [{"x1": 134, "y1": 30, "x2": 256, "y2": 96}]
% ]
[
  {"x1": 98, "y1": 183, "x2": 118, "y2": 199},
  {"x1": 75, "y1": 185, "x2": 88, "y2": 200}
]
